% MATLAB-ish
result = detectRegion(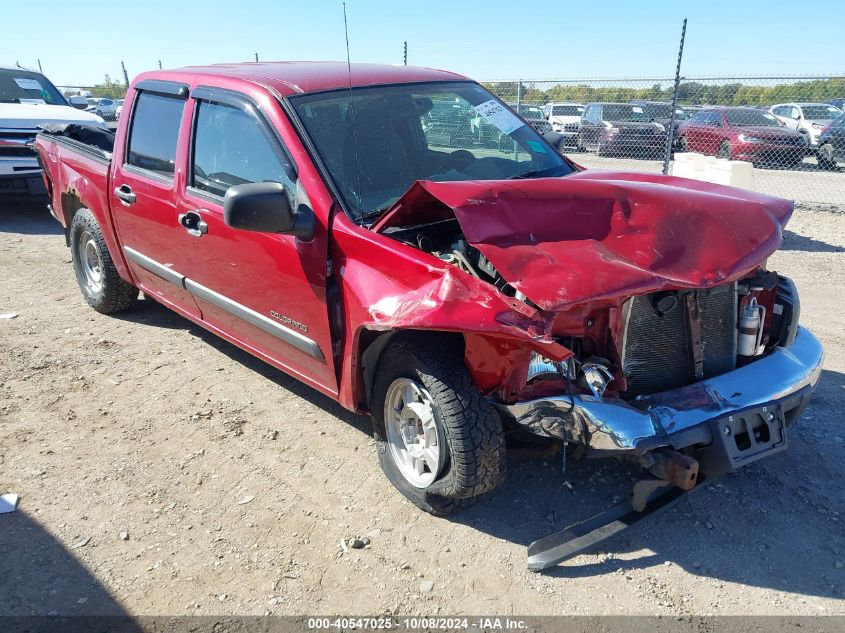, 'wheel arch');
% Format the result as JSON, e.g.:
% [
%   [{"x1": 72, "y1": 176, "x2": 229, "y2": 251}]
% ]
[
  {"x1": 358, "y1": 328, "x2": 465, "y2": 412},
  {"x1": 59, "y1": 191, "x2": 86, "y2": 246}
]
